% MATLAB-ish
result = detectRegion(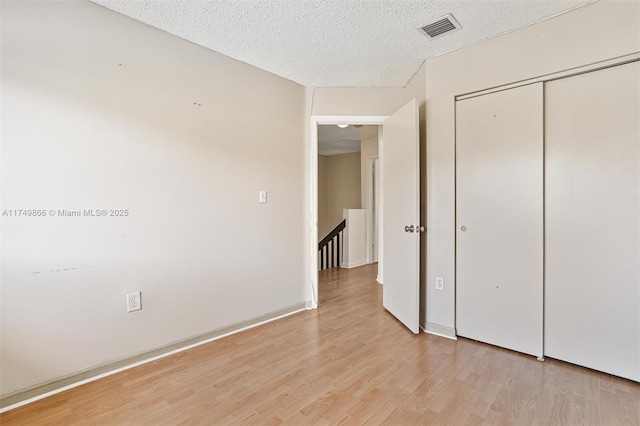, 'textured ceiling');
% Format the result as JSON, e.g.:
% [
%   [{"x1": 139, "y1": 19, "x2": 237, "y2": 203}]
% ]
[
  {"x1": 90, "y1": 0, "x2": 596, "y2": 87},
  {"x1": 318, "y1": 125, "x2": 362, "y2": 156},
  {"x1": 319, "y1": 125, "x2": 380, "y2": 155}
]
